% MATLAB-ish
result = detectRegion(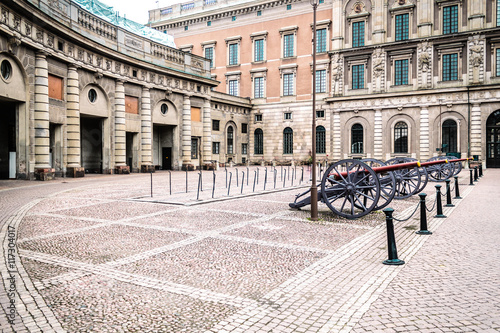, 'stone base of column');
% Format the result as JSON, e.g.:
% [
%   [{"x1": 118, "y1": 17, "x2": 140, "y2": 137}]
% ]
[
  {"x1": 66, "y1": 167, "x2": 85, "y2": 178},
  {"x1": 181, "y1": 163, "x2": 195, "y2": 171},
  {"x1": 203, "y1": 162, "x2": 216, "y2": 170},
  {"x1": 141, "y1": 165, "x2": 155, "y2": 173},
  {"x1": 35, "y1": 168, "x2": 55, "y2": 181},
  {"x1": 115, "y1": 165, "x2": 130, "y2": 174}
]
